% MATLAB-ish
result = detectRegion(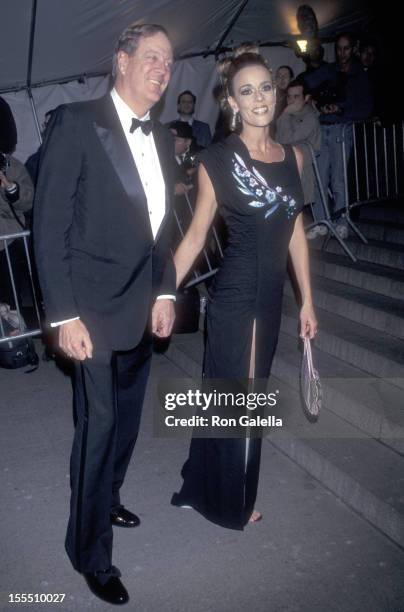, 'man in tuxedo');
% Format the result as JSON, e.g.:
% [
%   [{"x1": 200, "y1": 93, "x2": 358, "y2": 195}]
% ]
[
  {"x1": 176, "y1": 90, "x2": 212, "y2": 148},
  {"x1": 34, "y1": 23, "x2": 175, "y2": 605}
]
